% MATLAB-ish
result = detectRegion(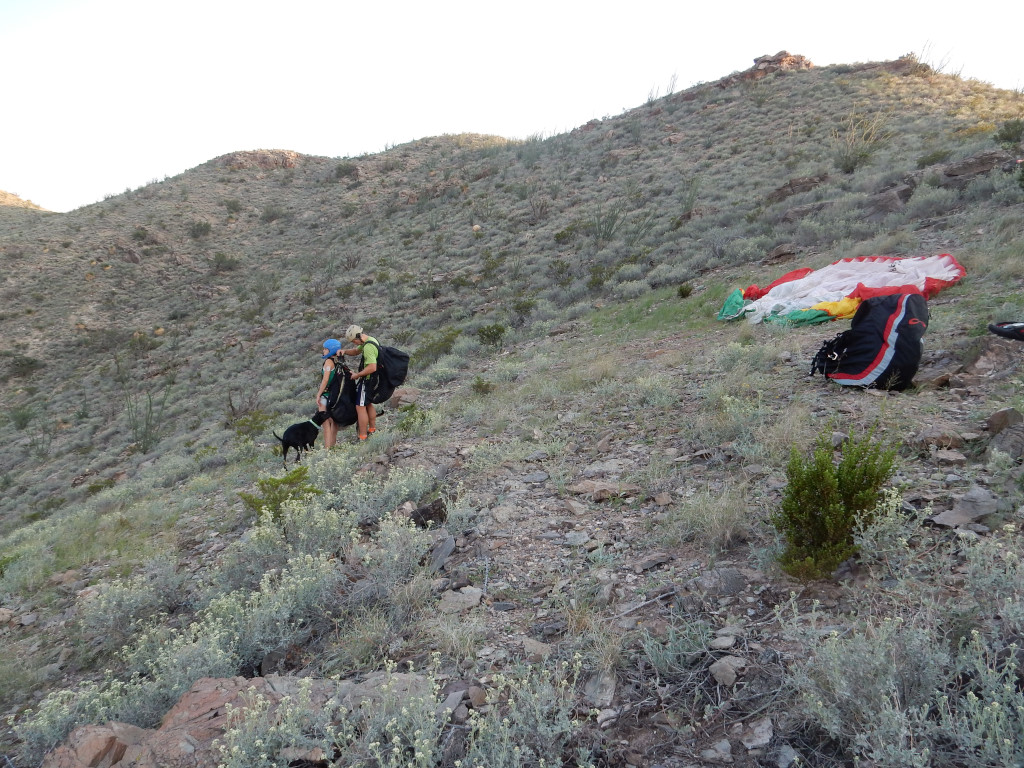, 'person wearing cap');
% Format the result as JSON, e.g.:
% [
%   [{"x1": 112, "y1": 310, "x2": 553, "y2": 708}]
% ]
[
  {"x1": 315, "y1": 339, "x2": 343, "y2": 448},
  {"x1": 338, "y1": 324, "x2": 379, "y2": 441}
]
